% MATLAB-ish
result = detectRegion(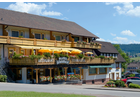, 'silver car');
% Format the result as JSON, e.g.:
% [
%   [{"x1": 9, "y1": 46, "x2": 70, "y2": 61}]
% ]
[{"x1": 126, "y1": 77, "x2": 140, "y2": 86}]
